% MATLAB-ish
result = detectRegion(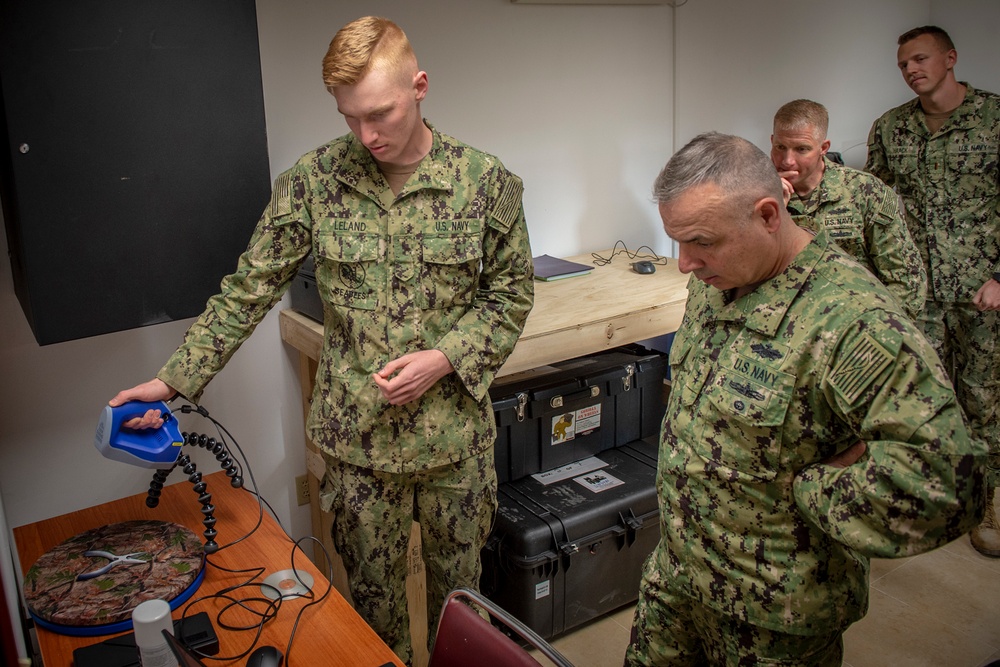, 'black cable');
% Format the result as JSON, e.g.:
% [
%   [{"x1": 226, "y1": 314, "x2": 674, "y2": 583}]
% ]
[
  {"x1": 282, "y1": 536, "x2": 335, "y2": 665},
  {"x1": 161, "y1": 403, "x2": 335, "y2": 666},
  {"x1": 590, "y1": 241, "x2": 669, "y2": 267},
  {"x1": 172, "y1": 404, "x2": 268, "y2": 552}
]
